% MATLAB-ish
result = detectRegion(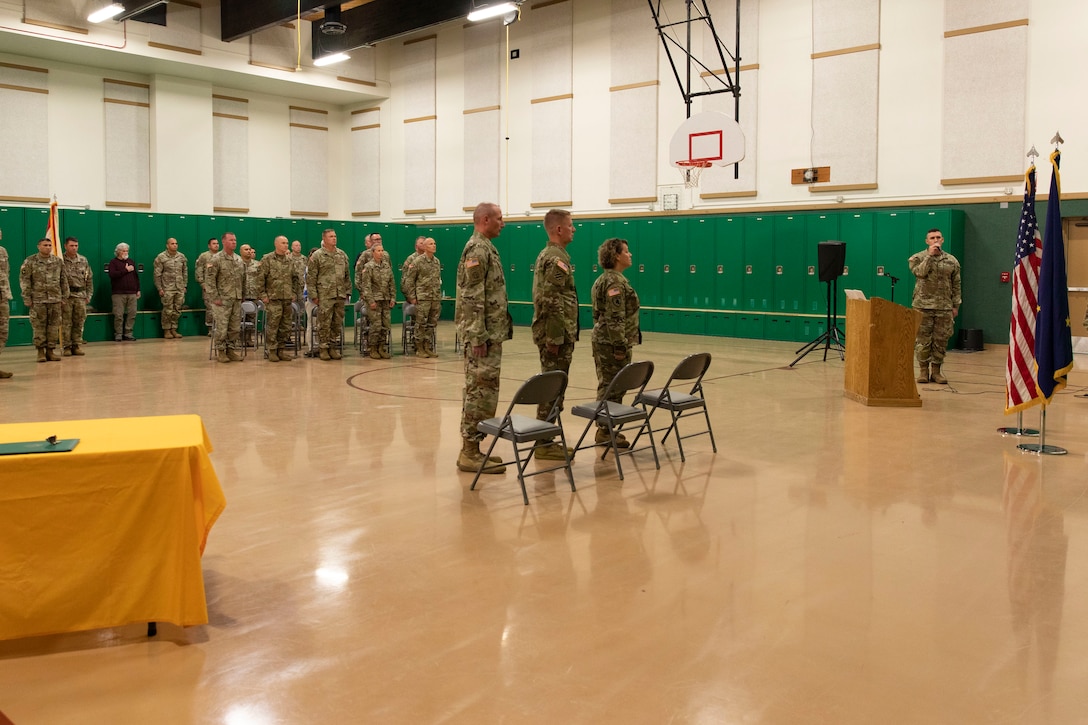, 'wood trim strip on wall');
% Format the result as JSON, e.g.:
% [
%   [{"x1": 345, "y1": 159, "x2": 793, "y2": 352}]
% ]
[
  {"x1": 213, "y1": 94, "x2": 248, "y2": 103},
  {"x1": 352, "y1": 211, "x2": 381, "y2": 217},
  {"x1": 404, "y1": 34, "x2": 437, "y2": 45},
  {"x1": 609, "y1": 196, "x2": 658, "y2": 204},
  {"x1": 352, "y1": 107, "x2": 381, "y2": 115},
  {"x1": 0, "y1": 62, "x2": 48, "y2": 73},
  {"x1": 404, "y1": 208, "x2": 437, "y2": 215},
  {"x1": 289, "y1": 105, "x2": 328, "y2": 114},
  {"x1": 289, "y1": 123, "x2": 328, "y2": 131},
  {"x1": 811, "y1": 43, "x2": 881, "y2": 60},
  {"x1": 213, "y1": 206, "x2": 250, "y2": 213},
  {"x1": 104, "y1": 99, "x2": 151, "y2": 108},
  {"x1": 351, "y1": 124, "x2": 380, "y2": 131},
  {"x1": 609, "y1": 80, "x2": 658, "y2": 93},
  {"x1": 249, "y1": 60, "x2": 296, "y2": 72},
  {"x1": 105, "y1": 201, "x2": 152, "y2": 209},
  {"x1": 0, "y1": 195, "x2": 50, "y2": 203},
  {"x1": 104, "y1": 79, "x2": 150, "y2": 89},
  {"x1": 941, "y1": 175, "x2": 1023, "y2": 186},
  {"x1": 944, "y1": 19, "x2": 1028, "y2": 38},
  {"x1": 808, "y1": 183, "x2": 879, "y2": 193},
  {"x1": 0, "y1": 83, "x2": 48, "y2": 94},
  {"x1": 22, "y1": 18, "x2": 87, "y2": 35},
  {"x1": 464, "y1": 105, "x2": 501, "y2": 115},
  {"x1": 213, "y1": 112, "x2": 249, "y2": 121},
  {"x1": 530, "y1": 201, "x2": 572, "y2": 208},
  {"x1": 147, "y1": 41, "x2": 202, "y2": 56},
  {"x1": 337, "y1": 76, "x2": 377, "y2": 87},
  {"x1": 699, "y1": 63, "x2": 759, "y2": 78},
  {"x1": 531, "y1": 93, "x2": 573, "y2": 105},
  {"x1": 700, "y1": 190, "x2": 759, "y2": 200},
  {"x1": 291, "y1": 210, "x2": 330, "y2": 217},
  {"x1": 404, "y1": 115, "x2": 437, "y2": 124}
]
